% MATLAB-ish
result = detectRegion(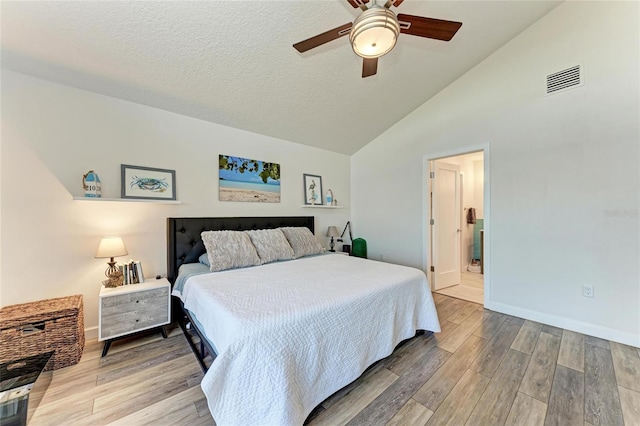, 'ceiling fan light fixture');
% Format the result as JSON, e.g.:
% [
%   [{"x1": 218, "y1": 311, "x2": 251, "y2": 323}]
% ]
[{"x1": 350, "y1": 6, "x2": 400, "y2": 59}]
